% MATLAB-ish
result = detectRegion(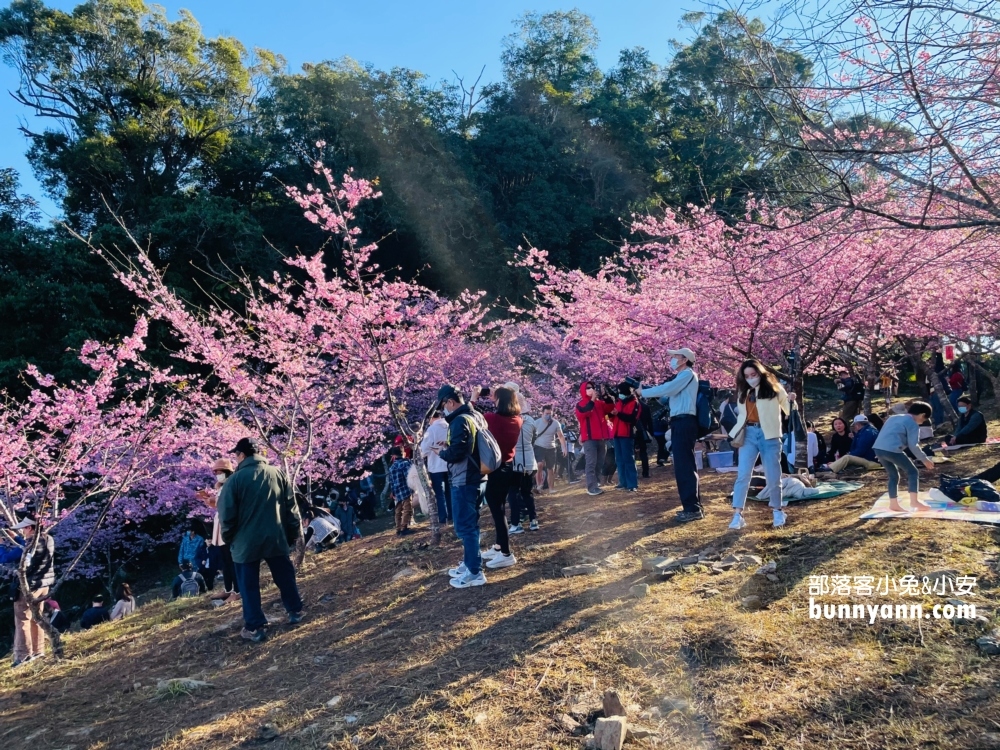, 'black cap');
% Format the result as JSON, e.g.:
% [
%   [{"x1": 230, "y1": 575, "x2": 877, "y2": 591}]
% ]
[
  {"x1": 230, "y1": 437, "x2": 258, "y2": 456},
  {"x1": 436, "y1": 384, "x2": 462, "y2": 405}
]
